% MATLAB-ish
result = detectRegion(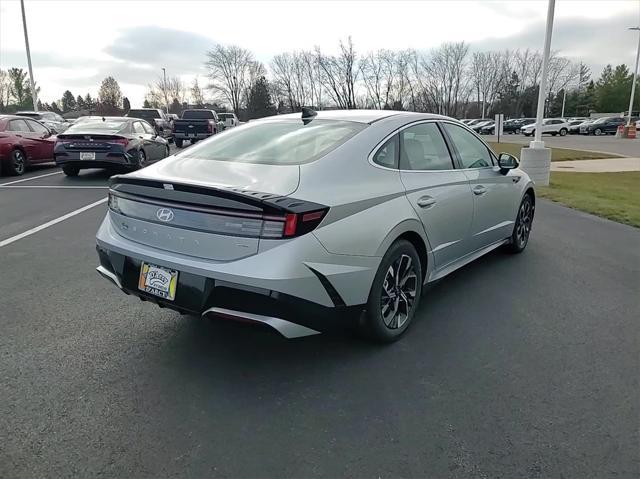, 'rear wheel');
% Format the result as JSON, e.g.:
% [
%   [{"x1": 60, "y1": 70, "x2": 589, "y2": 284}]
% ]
[
  {"x1": 5, "y1": 149, "x2": 27, "y2": 176},
  {"x1": 164, "y1": 145, "x2": 170, "y2": 158},
  {"x1": 506, "y1": 194, "x2": 534, "y2": 253},
  {"x1": 362, "y1": 240, "x2": 422, "y2": 342},
  {"x1": 515, "y1": 128, "x2": 521, "y2": 134},
  {"x1": 174, "y1": 138, "x2": 183, "y2": 148},
  {"x1": 62, "y1": 165, "x2": 79, "y2": 177},
  {"x1": 137, "y1": 149, "x2": 147, "y2": 168}
]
